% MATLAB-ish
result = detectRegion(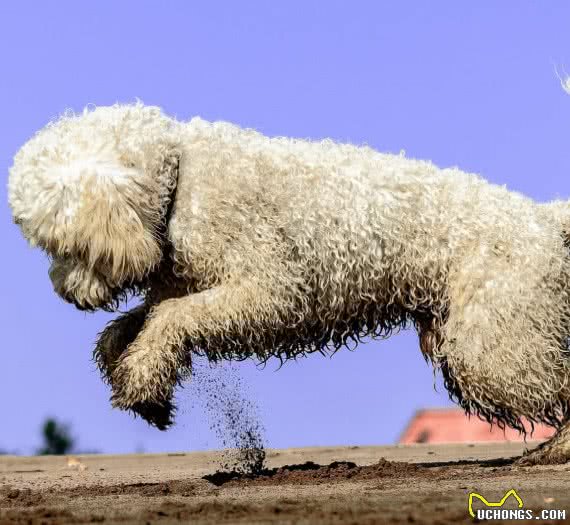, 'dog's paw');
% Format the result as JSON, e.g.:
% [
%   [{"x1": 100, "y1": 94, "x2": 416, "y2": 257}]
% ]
[
  {"x1": 110, "y1": 353, "x2": 177, "y2": 430},
  {"x1": 515, "y1": 444, "x2": 570, "y2": 466},
  {"x1": 110, "y1": 382, "x2": 176, "y2": 431},
  {"x1": 128, "y1": 400, "x2": 176, "y2": 431}
]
